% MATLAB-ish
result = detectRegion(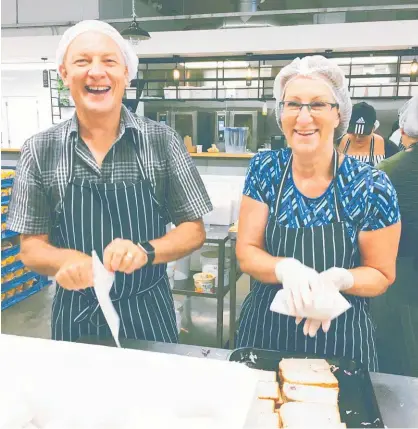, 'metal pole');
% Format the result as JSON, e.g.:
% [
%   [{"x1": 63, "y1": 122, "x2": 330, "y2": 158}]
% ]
[
  {"x1": 216, "y1": 241, "x2": 225, "y2": 348},
  {"x1": 229, "y1": 238, "x2": 237, "y2": 349}
]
